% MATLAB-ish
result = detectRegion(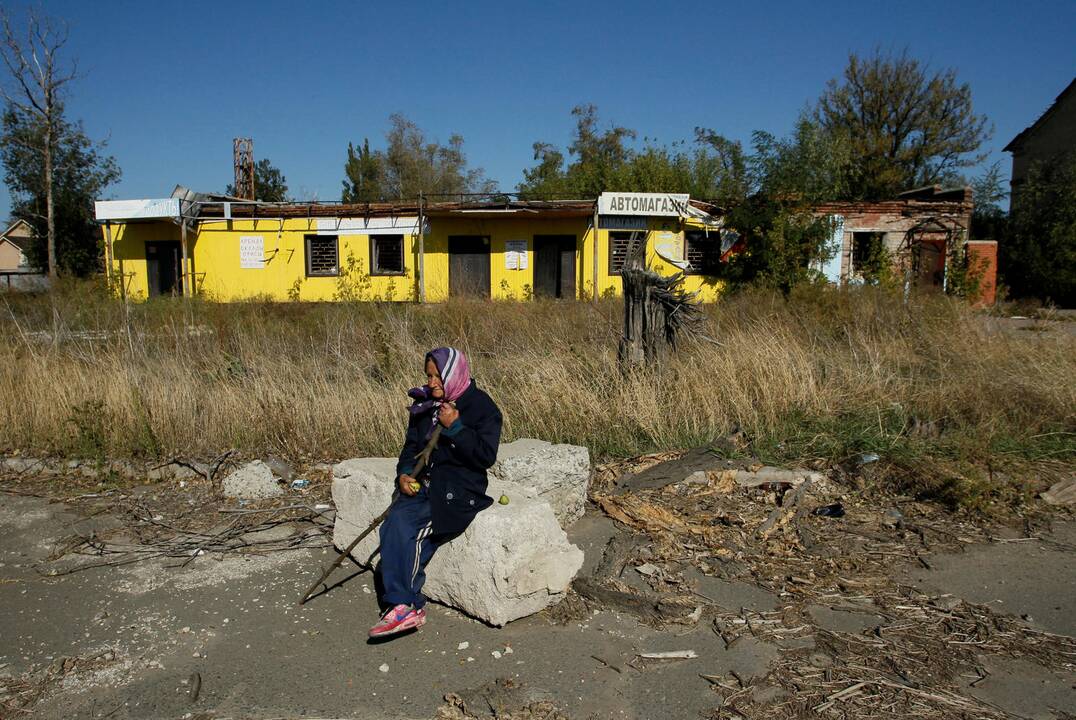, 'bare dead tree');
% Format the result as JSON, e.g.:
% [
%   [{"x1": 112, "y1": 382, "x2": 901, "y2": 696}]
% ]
[
  {"x1": 0, "y1": 9, "x2": 77, "y2": 279},
  {"x1": 617, "y1": 230, "x2": 702, "y2": 372}
]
